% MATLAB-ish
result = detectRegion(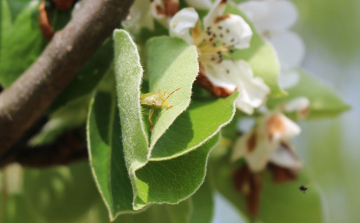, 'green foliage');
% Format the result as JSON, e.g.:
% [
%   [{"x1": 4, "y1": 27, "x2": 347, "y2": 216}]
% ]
[
  {"x1": 268, "y1": 69, "x2": 350, "y2": 118},
  {"x1": 225, "y1": 4, "x2": 286, "y2": 97},
  {"x1": 0, "y1": 0, "x2": 46, "y2": 87},
  {"x1": 189, "y1": 177, "x2": 215, "y2": 223},
  {"x1": 210, "y1": 154, "x2": 324, "y2": 223},
  {"x1": 86, "y1": 30, "x2": 238, "y2": 220}
]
